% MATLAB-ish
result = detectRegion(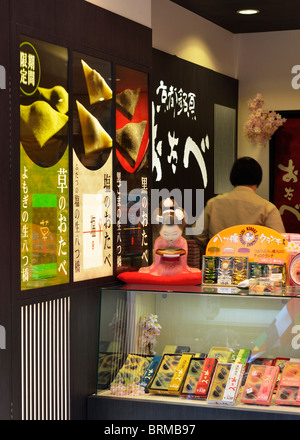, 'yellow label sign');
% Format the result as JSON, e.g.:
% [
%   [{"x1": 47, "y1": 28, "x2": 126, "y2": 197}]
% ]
[{"x1": 206, "y1": 225, "x2": 288, "y2": 263}]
